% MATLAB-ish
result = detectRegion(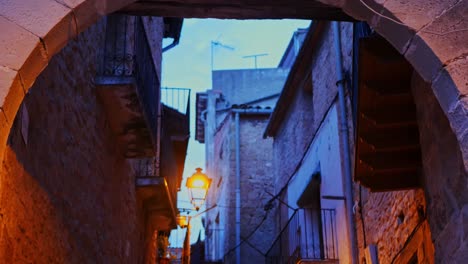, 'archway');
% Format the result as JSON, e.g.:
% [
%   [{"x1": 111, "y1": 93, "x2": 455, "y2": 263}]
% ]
[{"x1": 0, "y1": 0, "x2": 466, "y2": 170}]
